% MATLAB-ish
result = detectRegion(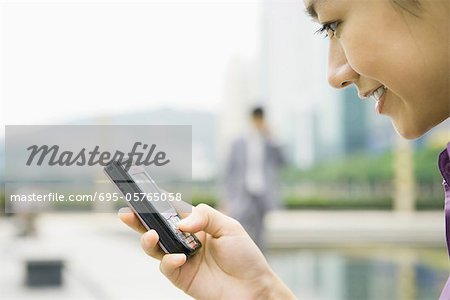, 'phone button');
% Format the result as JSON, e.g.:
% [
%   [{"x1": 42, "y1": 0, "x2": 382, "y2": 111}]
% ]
[
  {"x1": 184, "y1": 235, "x2": 194, "y2": 243},
  {"x1": 168, "y1": 215, "x2": 180, "y2": 227}
]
